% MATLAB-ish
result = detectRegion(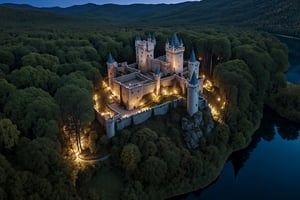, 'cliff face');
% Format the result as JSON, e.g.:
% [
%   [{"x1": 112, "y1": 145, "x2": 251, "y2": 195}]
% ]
[{"x1": 182, "y1": 109, "x2": 214, "y2": 149}]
